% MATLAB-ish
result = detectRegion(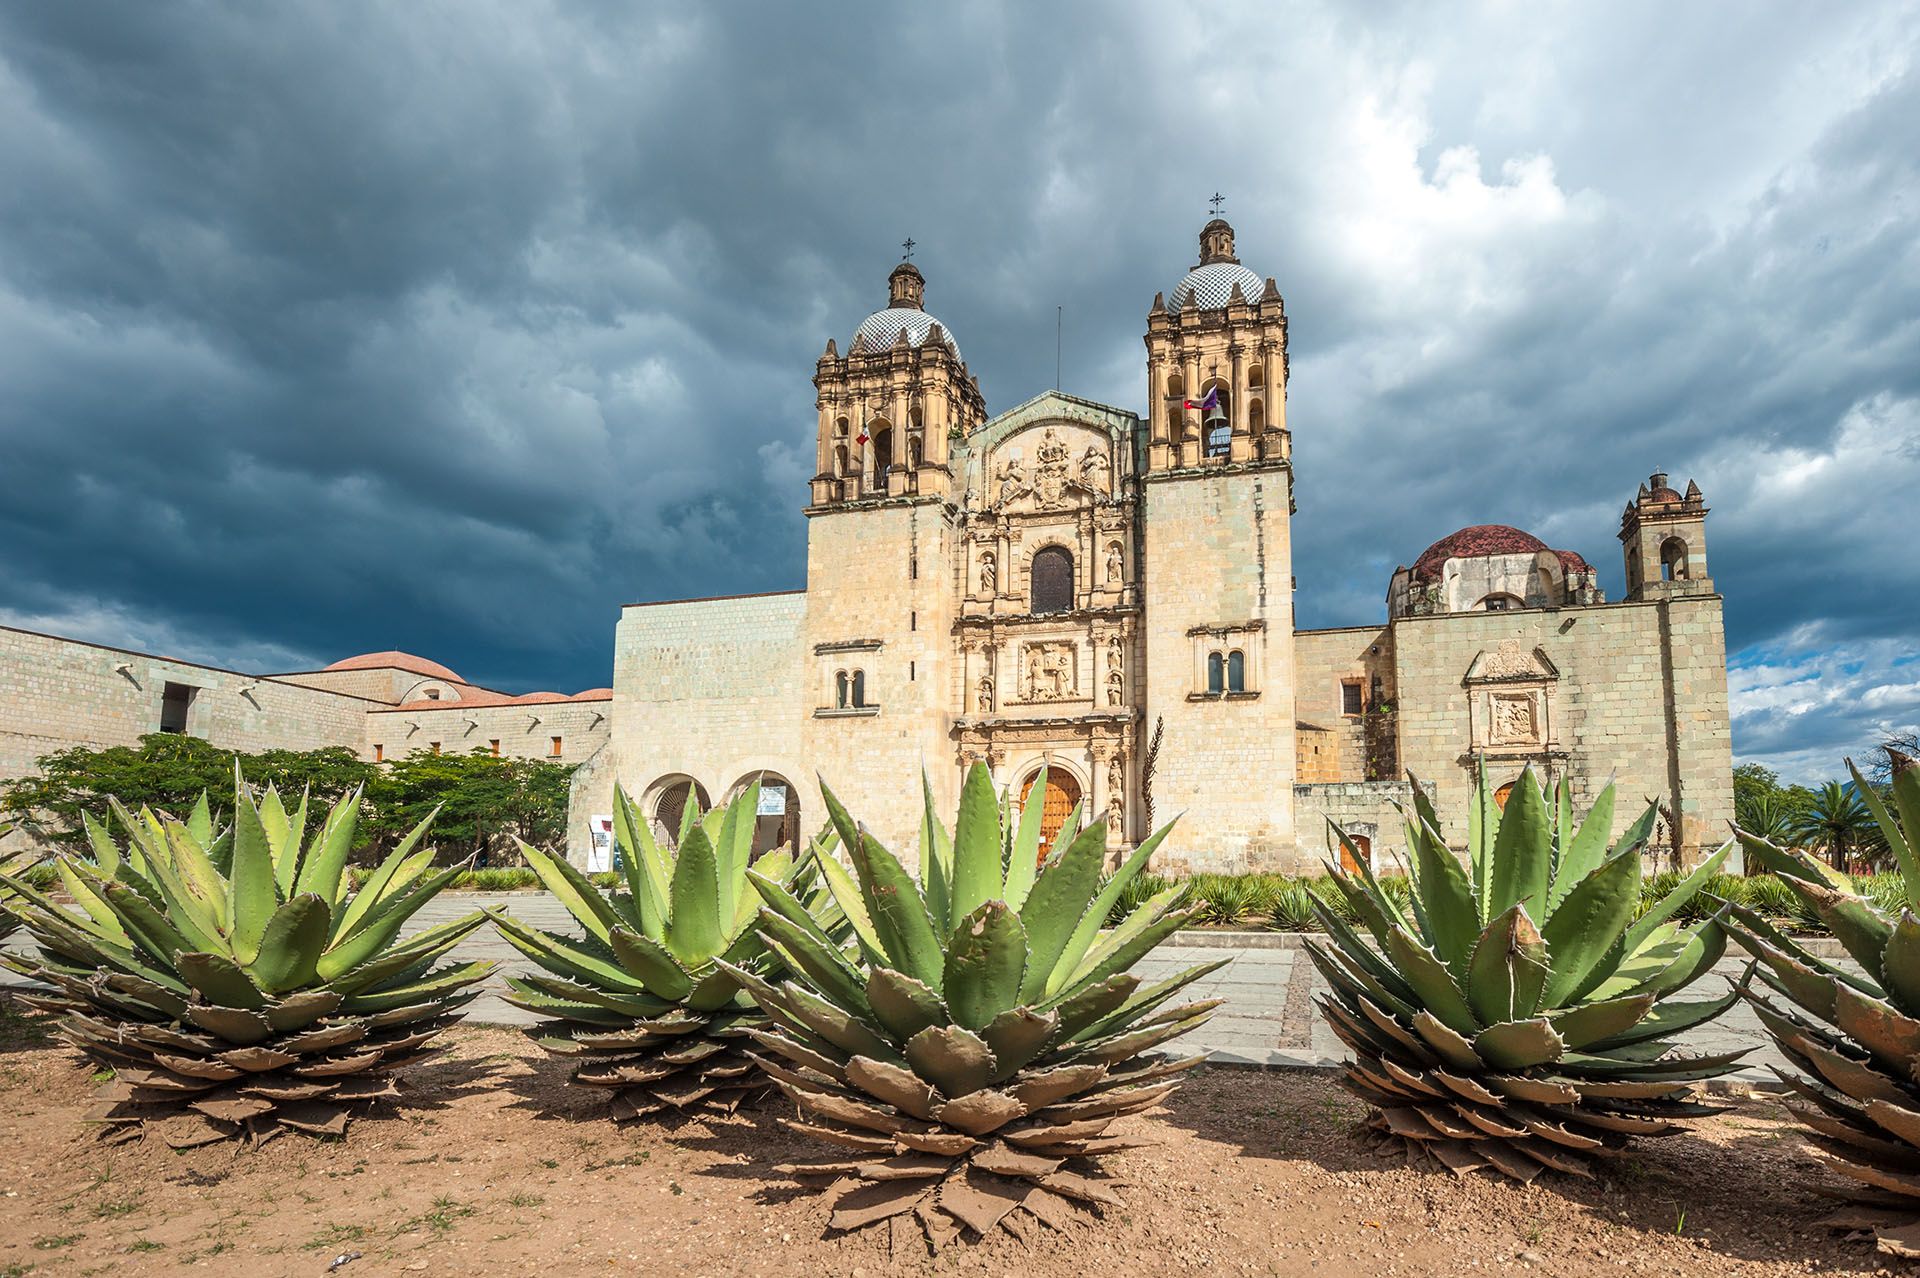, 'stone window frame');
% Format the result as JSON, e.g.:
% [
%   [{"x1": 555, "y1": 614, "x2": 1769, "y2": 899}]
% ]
[
  {"x1": 815, "y1": 639, "x2": 883, "y2": 718},
  {"x1": 1185, "y1": 622, "x2": 1264, "y2": 701}
]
